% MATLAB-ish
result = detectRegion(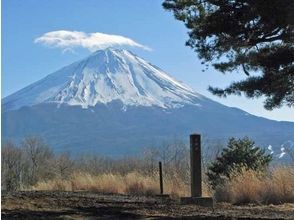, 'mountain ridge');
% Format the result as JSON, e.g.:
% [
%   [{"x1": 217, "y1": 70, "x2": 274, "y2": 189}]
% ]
[{"x1": 3, "y1": 48, "x2": 209, "y2": 111}]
